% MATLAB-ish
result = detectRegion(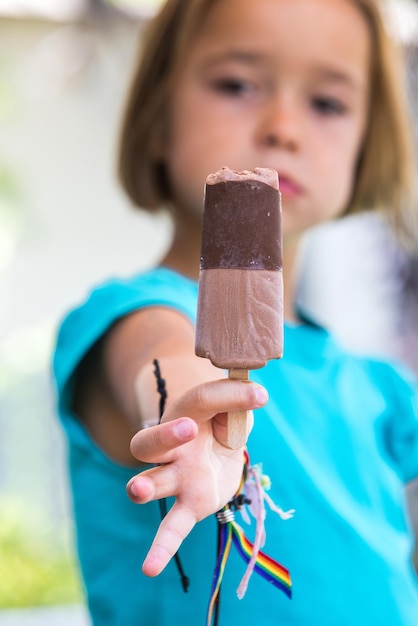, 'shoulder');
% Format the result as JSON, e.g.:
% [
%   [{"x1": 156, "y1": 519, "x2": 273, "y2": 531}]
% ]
[
  {"x1": 351, "y1": 352, "x2": 417, "y2": 402},
  {"x1": 335, "y1": 335, "x2": 418, "y2": 413},
  {"x1": 297, "y1": 317, "x2": 417, "y2": 392},
  {"x1": 65, "y1": 267, "x2": 198, "y2": 328},
  {"x1": 284, "y1": 322, "x2": 418, "y2": 481},
  {"x1": 53, "y1": 267, "x2": 198, "y2": 394},
  {"x1": 286, "y1": 319, "x2": 417, "y2": 415}
]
